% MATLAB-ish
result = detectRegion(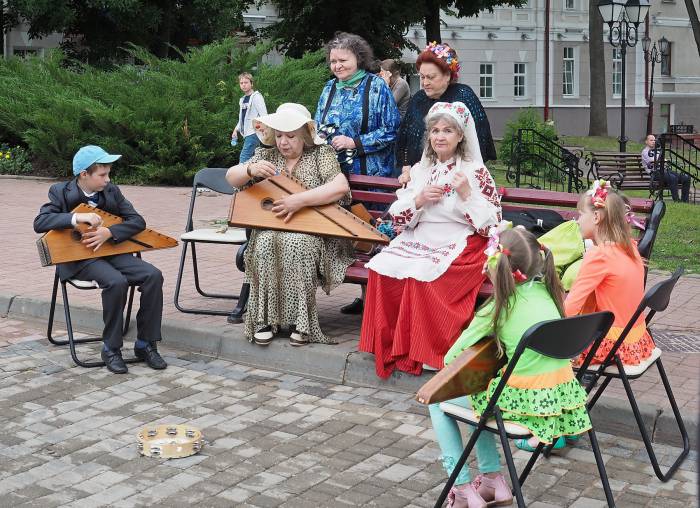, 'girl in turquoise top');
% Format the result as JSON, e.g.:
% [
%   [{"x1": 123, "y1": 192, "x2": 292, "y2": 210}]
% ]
[{"x1": 429, "y1": 224, "x2": 591, "y2": 508}]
